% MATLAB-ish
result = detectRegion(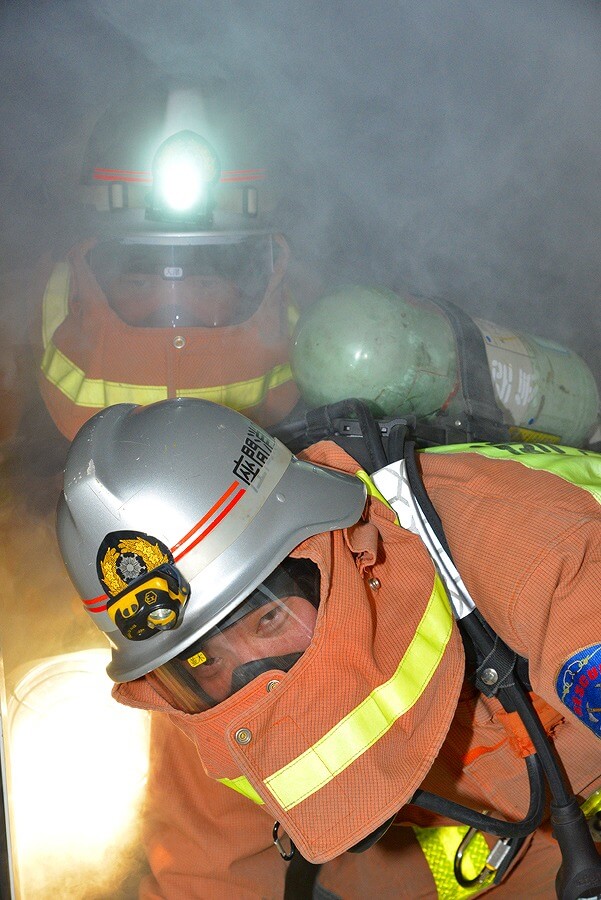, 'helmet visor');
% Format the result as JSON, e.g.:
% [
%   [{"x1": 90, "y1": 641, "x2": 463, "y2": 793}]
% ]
[
  {"x1": 148, "y1": 558, "x2": 319, "y2": 712},
  {"x1": 88, "y1": 235, "x2": 274, "y2": 327}
]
